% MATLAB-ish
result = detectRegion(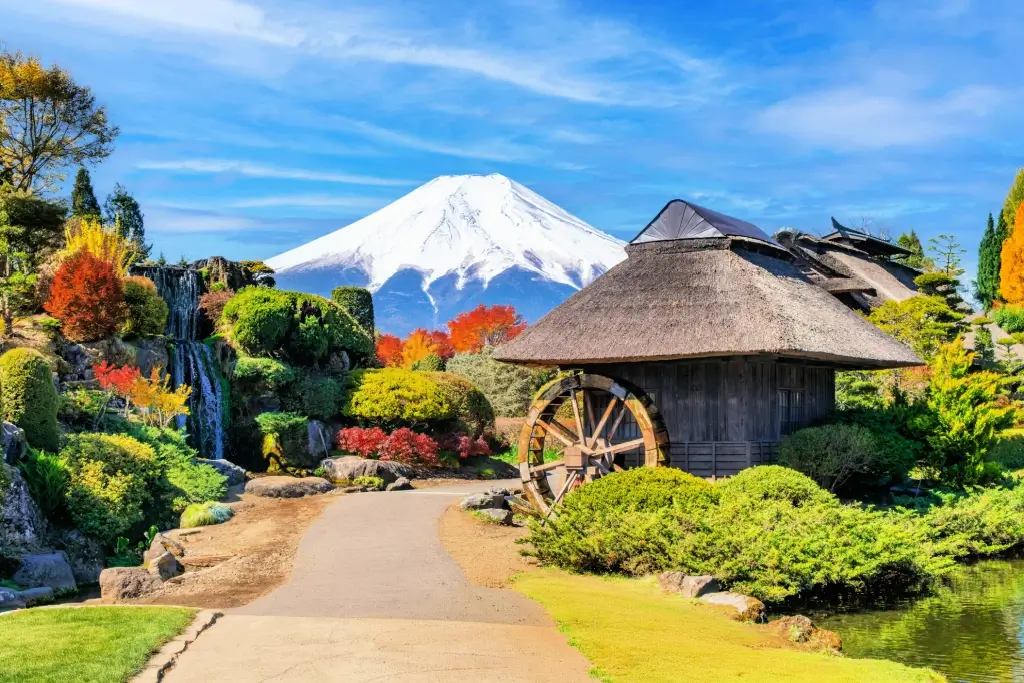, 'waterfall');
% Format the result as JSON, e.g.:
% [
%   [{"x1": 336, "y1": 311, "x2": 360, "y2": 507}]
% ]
[{"x1": 134, "y1": 264, "x2": 226, "y2": 460}]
